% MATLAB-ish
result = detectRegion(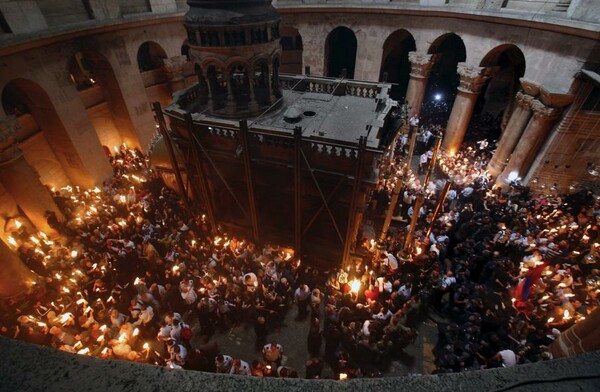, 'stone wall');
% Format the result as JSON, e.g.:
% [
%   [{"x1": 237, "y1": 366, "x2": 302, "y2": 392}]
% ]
[
  {"x1": 279, "y1": 10, "x2": 597, "y2": 93},
  {"x1": 1, "y1": 336, "x2": 600, "y2": 391}
]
